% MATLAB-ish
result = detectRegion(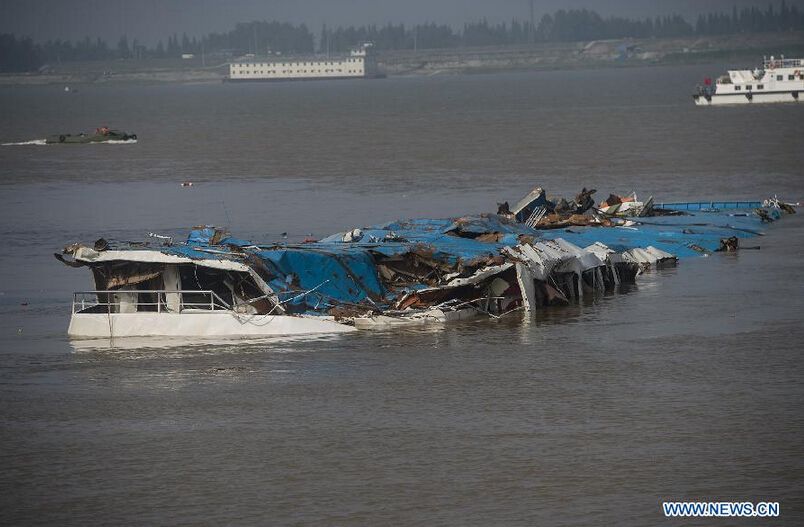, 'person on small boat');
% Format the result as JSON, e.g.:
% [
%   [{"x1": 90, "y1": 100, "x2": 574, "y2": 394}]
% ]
[{"x1": 95, "y1": 126, "x2": 110, "y2": 136}]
